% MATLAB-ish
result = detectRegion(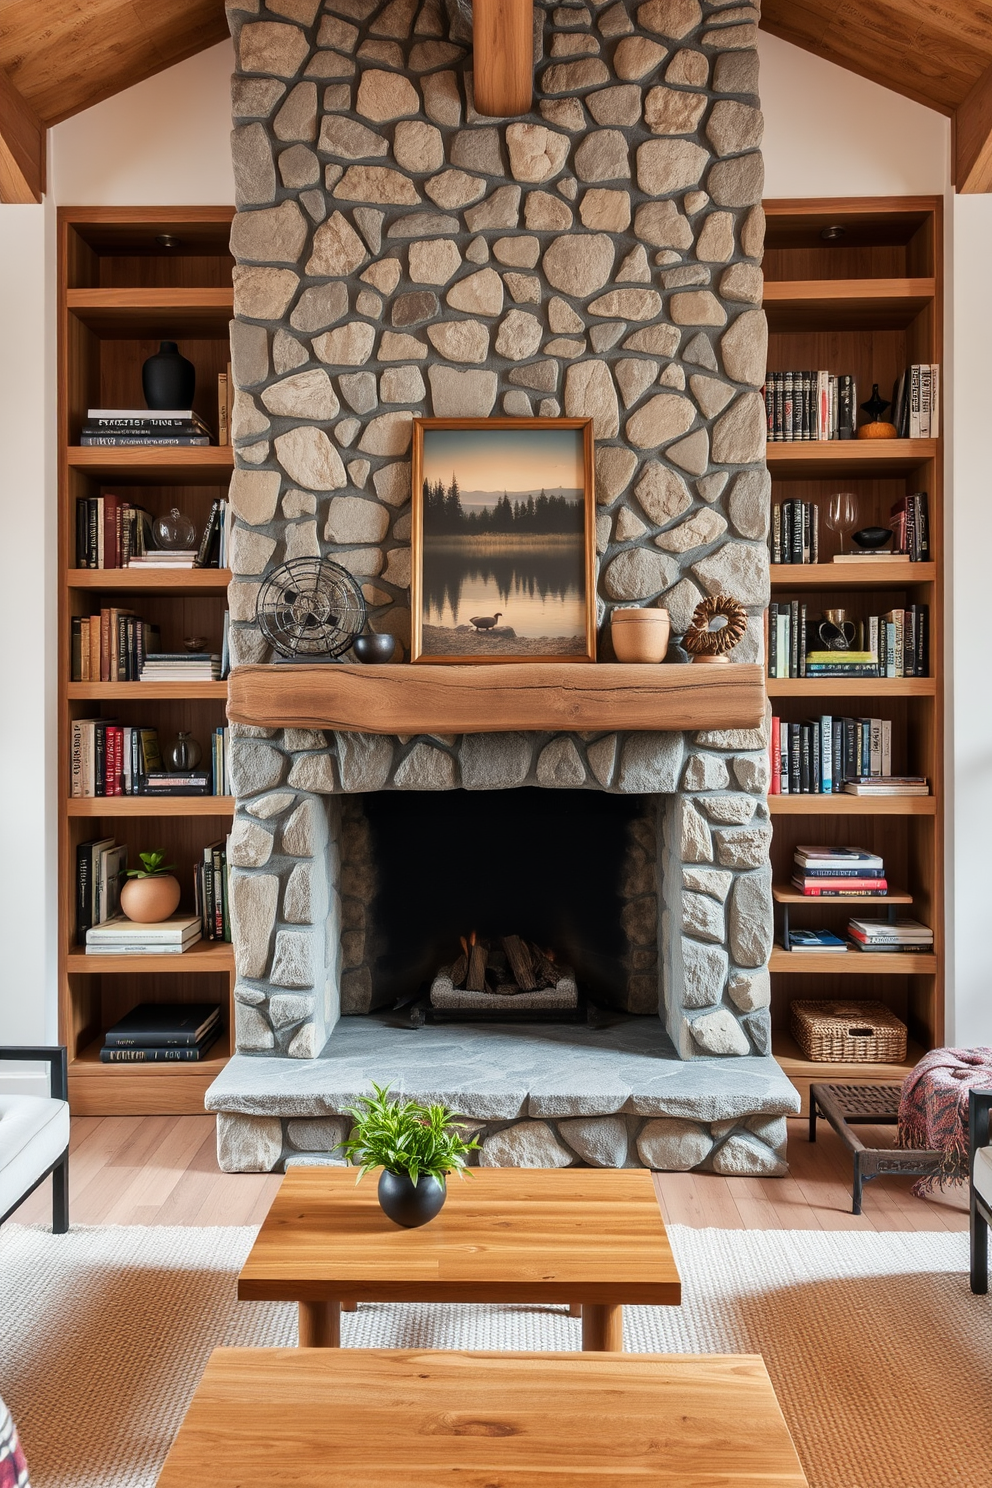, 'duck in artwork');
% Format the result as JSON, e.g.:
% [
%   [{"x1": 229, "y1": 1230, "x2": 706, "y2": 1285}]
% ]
[{"x1": 469, "y1": 612, "x2": 503, "y2": 632}]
